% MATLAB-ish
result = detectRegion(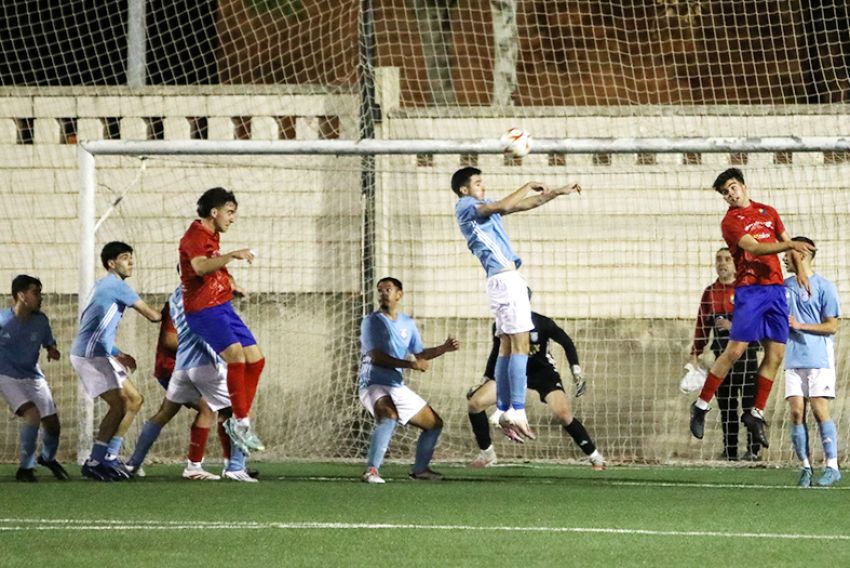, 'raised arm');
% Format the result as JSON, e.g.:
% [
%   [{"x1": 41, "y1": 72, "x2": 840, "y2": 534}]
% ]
[
  {"x1": 737, "y1": 232, "x2": 813, "y2": 258},
  {"x1": 191, "y1": 249, "x2": 254, "y2": 276}
]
